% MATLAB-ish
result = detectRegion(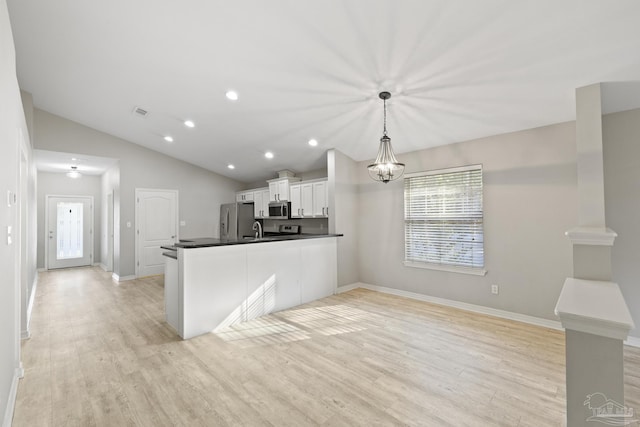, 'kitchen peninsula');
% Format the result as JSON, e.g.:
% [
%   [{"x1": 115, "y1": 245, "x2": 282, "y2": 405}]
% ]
[{"x1": 162, "y1": 233, "x2": 341, "y2": 339}]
